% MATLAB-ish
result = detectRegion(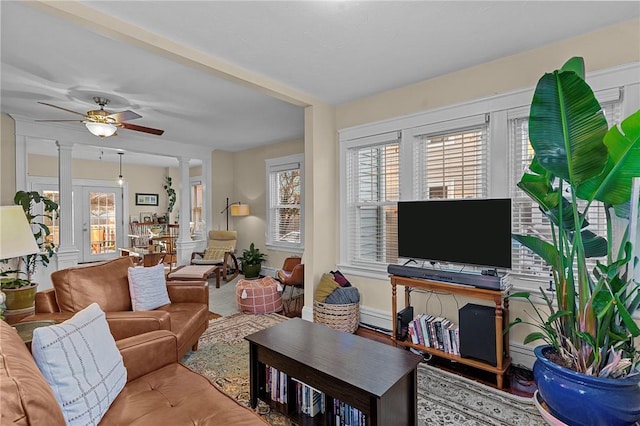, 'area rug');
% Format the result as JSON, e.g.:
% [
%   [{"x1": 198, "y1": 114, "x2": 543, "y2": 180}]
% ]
[
  {"x1": 181, "y1": 313, "x2": 545, "y2": 426},
  {"x1": 418, "y1": 363, "x2": 545, "y2": 425},
  {"x1": 181, "y1": 312, "x2": 293, "y2": 425}
]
